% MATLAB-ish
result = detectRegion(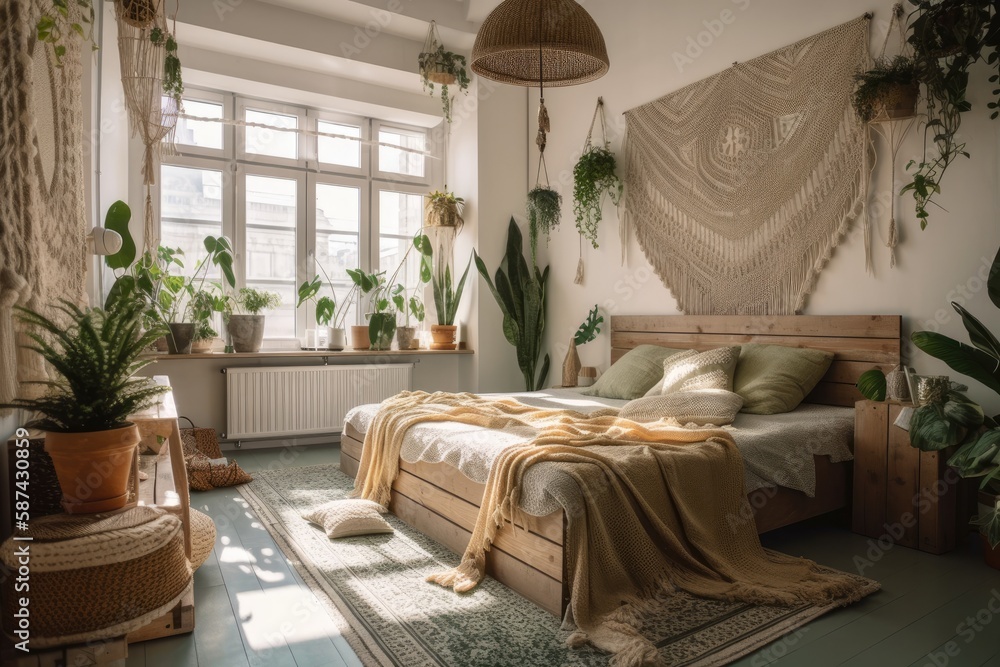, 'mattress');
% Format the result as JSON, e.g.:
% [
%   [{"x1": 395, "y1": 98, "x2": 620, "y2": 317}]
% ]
[{"x1": 344, "y1": 388, "x2": 854, "y2": 517}]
